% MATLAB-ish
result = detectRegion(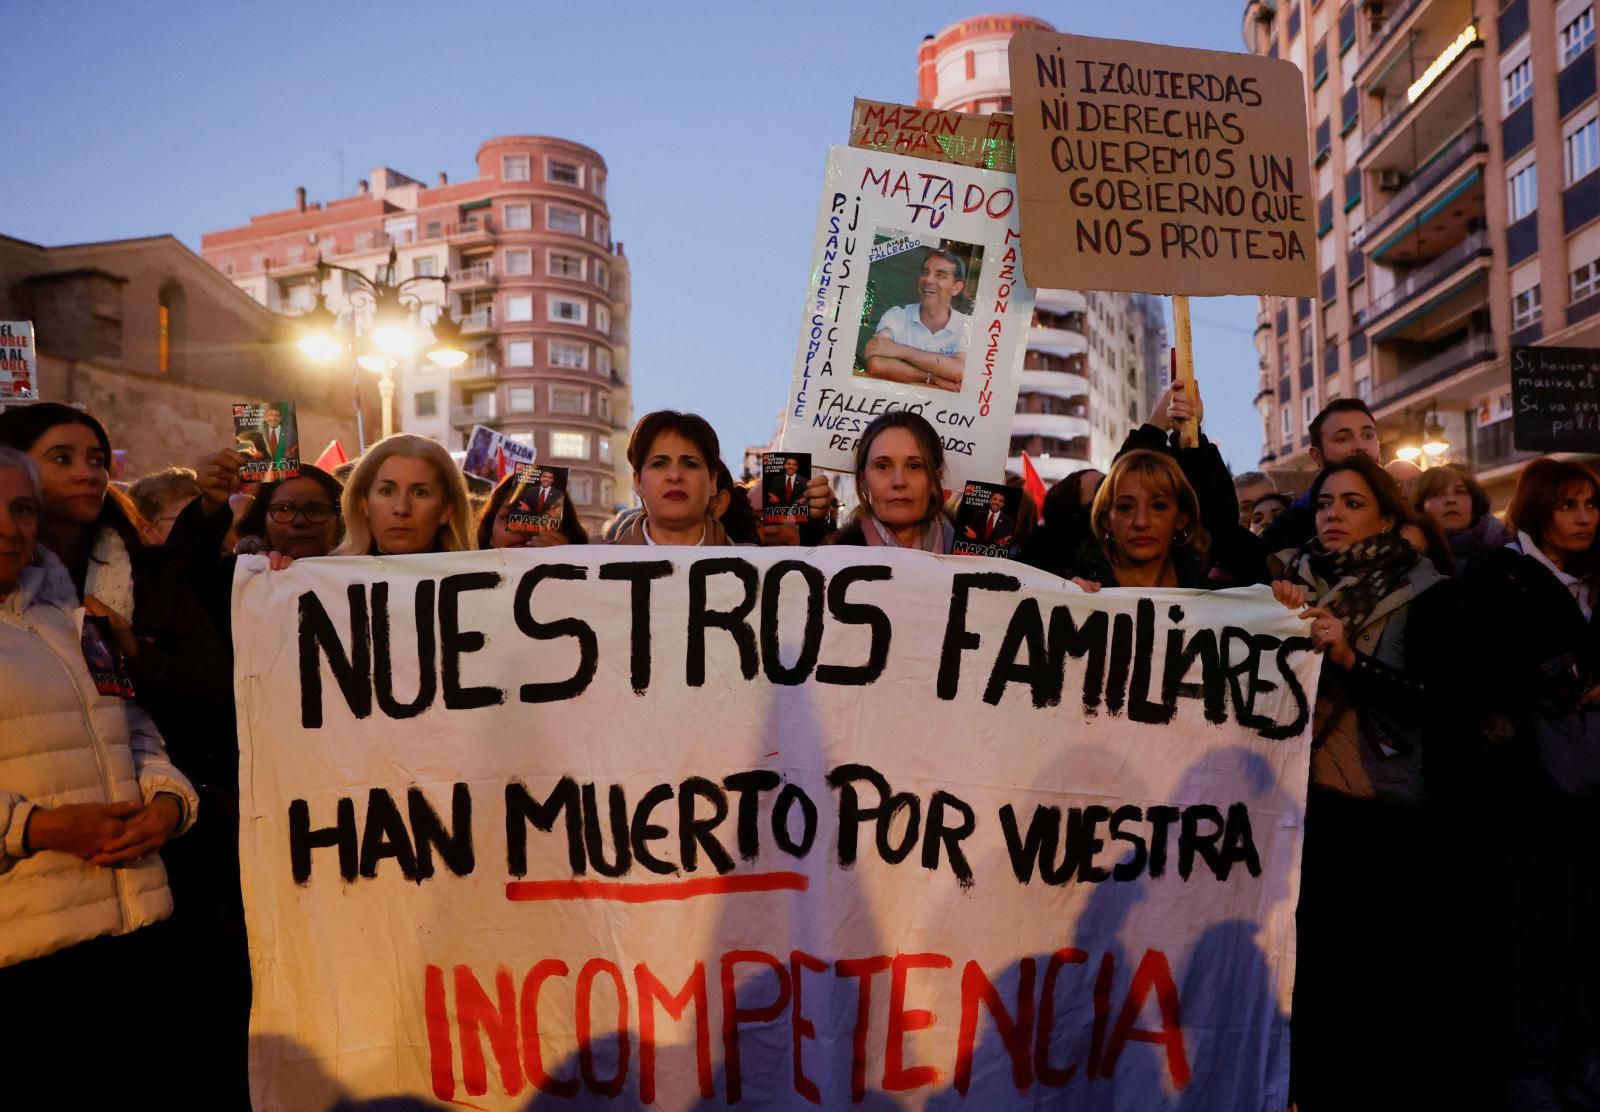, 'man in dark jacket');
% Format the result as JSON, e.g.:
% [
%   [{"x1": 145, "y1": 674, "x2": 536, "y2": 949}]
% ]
[{"x1": 1260, "y1": 398, "x2": 1381, "y2": 557}]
